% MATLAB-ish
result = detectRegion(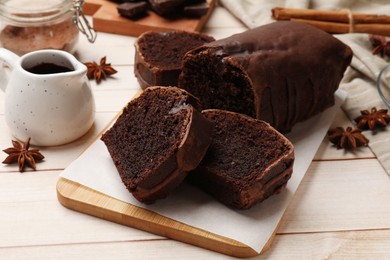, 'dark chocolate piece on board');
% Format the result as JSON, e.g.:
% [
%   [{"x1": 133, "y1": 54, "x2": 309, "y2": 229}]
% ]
[
  {"x1": 148, "y1": 0, "x2": 186, "y2": 16},
  {"x1": 184, "y1": 0, "x2": 206, "y2": 4},
  {"x1": 184, "y1": 3, "x2": 209, "y2": 17},
  {"x1": 110, "y1": 0, "x2": 145, "y2": 3},
  {"x1": 117, "y1": 2, "x2": 148, "y2": 18}
]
